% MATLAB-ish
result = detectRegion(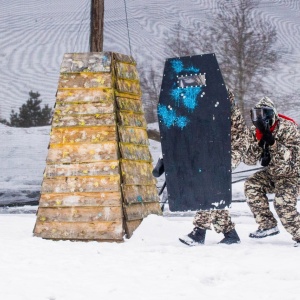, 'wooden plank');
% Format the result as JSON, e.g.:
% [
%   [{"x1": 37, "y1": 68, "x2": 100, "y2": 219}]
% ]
[
  {"x1": 118, "y1": 126, "x2": 149, "y2": 145},
  {"x1": 54, "y1": 102, "x2": 114, "y2": 116},
  {"x1": 36, "y1": 207, "x2": 123, "y2": 222},
  {"x1": 52, "y1": 113, "x2": 116, "y2": 128},
  {"x1": 113, "y1": 52, "x2": 136, "y2": 64},
  {"x1": 44, "y1": 161, "x2": 120, "y2": 177},
  {"x1": 118, "y1": 112, "x2": 147, "y2": 127},
  {"x1": 60, "y1": 52, "x2": 112, "y2": 73},
  {"x1": 46, "y1": 142, "x2": 118, "y2": 164},
  {"x1": 119, "y1": 143, "x2": 152, "y2": 161},
  {"x1": 34, "y1": 221, "x2": 123, "y2": 240},
  {"x1": 121, "y1": 160, "x2": 156, "y2": 185},
  {"x1": 125, "y1": 219, "x2": 142, "y2": 238},
  {"x1": 39, "y1": 192, "x2": 122, "y2": 207},
  {"x1": 116, "y1": 79, "x2": 141, "y2": 96},
  {"x1": 50, "y1": 127, "x2": 117, "y2": 144},
  {"x1": 116, "y1": 97, "x2": 144, "y2": 113},
  {"x1": 58, "y1": 73, "x2": 112, "y2": 89},
  {"x1": 56, "y1": 89, "x2": 114, "y2": 104},
  {"x1": 122, "y1": 184, "x2": 159, "y2": 204},
  {"x1": 123, "y1": 202, "x2": 162, "y2": 221},
  {"x1": 41, "y1": 175, "x2": 120, "y2": 193},
  {"x1": 115, "y1": 62, "x2": 139, "y2": 81}
]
